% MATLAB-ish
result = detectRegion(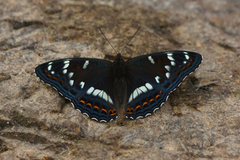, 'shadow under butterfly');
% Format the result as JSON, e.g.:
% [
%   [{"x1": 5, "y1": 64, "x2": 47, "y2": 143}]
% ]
[{"x1": 35, "y1": 28, "x2": 202, "y2": 122}]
